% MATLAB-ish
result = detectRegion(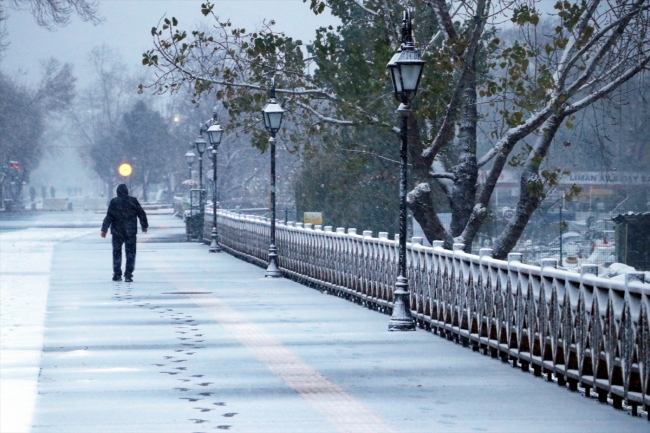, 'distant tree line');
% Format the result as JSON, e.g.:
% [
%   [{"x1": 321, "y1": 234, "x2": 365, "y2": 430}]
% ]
[{"x1": 0, "y1": 60, "x2": 75, "y2": 204}]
